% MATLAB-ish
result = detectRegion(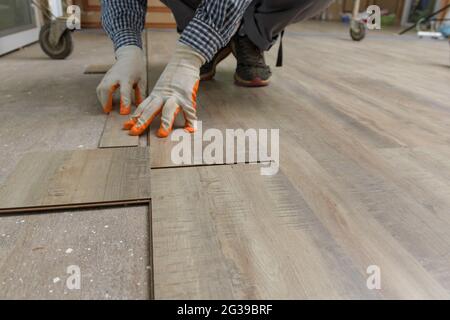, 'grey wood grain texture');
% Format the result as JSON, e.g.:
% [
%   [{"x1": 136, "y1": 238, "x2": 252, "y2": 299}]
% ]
[
  {"x1": 0, "y1": 147, "x2": 151, "y2": 213},
  {"x1": 99, "y1": 112, "x2": 139, "y2": 148},
  {"x1": 146, "y1": 34, "x2": 270, "y2": 168},
  {"x1": 0, "y1": 206, "x2": 152, "y2": 300},
  {"x1": 150, "y1": 23, "x2": 450, "y2": 299},
  {"x1": 98, "y1": 31, "x2": 149, "y2": 149},
  {"x1": 1, "y1": 23, "x2": 449, "y2": 299},
  {"x1": 83, "y1": 64, "x2": 113, "y2": 75},
  {"x1": 153, "y1": 164, "x2": 381, "y2": 299}
]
